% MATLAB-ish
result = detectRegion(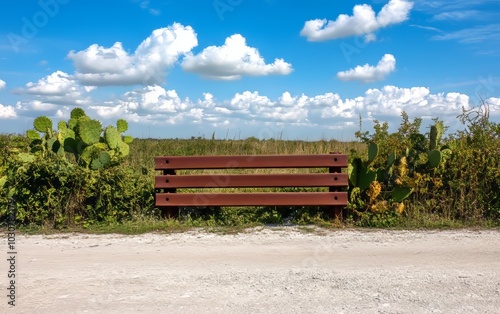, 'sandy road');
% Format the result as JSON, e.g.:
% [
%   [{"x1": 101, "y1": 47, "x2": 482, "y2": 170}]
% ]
[{"x1": 1, "y1": 228, "x2": 499, "y2": 313}]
